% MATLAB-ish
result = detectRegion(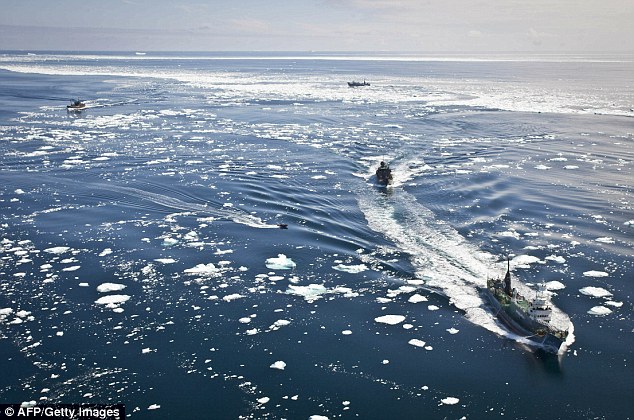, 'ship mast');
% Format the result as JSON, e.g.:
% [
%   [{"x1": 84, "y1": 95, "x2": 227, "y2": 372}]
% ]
[{"x1": 503, "y1": 256, "x2": 512, "y2": 296}]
